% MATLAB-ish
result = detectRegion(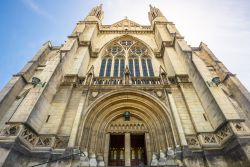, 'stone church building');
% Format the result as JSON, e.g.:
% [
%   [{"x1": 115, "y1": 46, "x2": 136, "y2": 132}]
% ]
[{"x1": 0, "y1": 4, "x2": 250, "y2": 167}]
